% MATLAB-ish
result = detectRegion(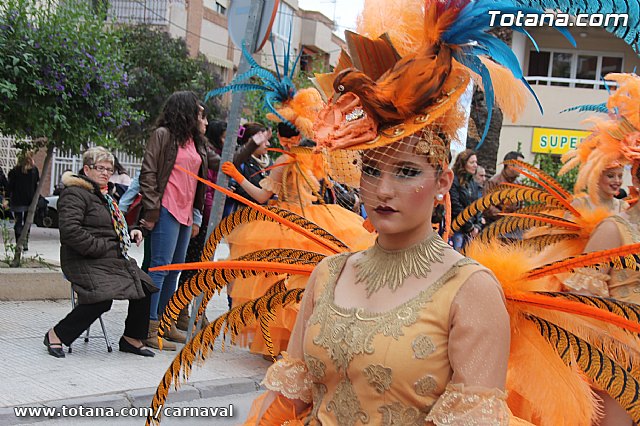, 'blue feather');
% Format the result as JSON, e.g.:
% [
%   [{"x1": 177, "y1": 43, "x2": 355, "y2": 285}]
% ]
[
  {"x1": 514, "y1": 0, "x2": 640, "y2": 53},
  {"x1": 521, "y1": 77, "x2": 544, "y2": 113},
  {"x1": 204, "y1": 84, "x2": 268, "y2": 101},
  {"x1": 270, "y1": 36, "x2": 282, "y2": 82},
  {"x1": 560, "y1": 103, "x2": 609, "y2": 114},
  {"x1": 231, "y1": 68, "x2": 279, "y2": 87},
  {"x1": 241, "y1": 44, "x2": 263, "y2": 74}
]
